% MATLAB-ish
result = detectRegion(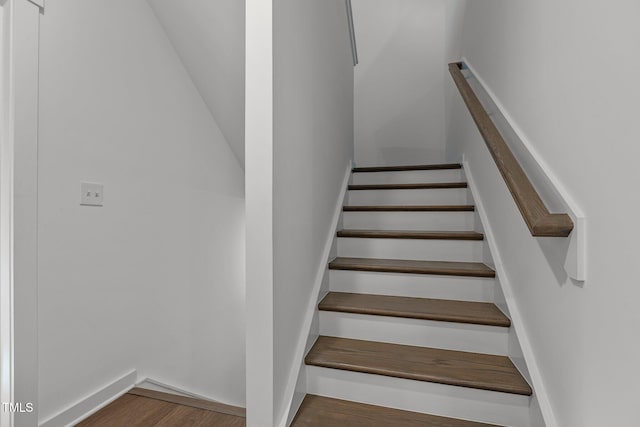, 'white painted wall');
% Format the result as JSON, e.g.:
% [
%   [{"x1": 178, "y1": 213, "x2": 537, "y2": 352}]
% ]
[
  {"x1": 352, "y1": 0, "x2": 447, "y2": 167},
  {"x1": 447, "y1": 2, "x2": 640, "y2": 426},
  {"x1": 146, "y1": 0, "x2": 246, "y2": 168},
  {"x1": 37, "y1": 0, "x2": 246, "y2": 422},
  {"x1": 444, "y1": 0, "x2": 467, "y2": 150},
  {"x1": 272, "y1": 0, "x2": 354, "y2": 424}
]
